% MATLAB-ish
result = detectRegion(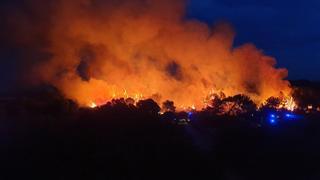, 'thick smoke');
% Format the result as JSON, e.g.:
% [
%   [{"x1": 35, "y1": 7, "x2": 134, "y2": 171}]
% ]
[{"x1": 2, "y1": 0, "x2": 290, "y2": 108}]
